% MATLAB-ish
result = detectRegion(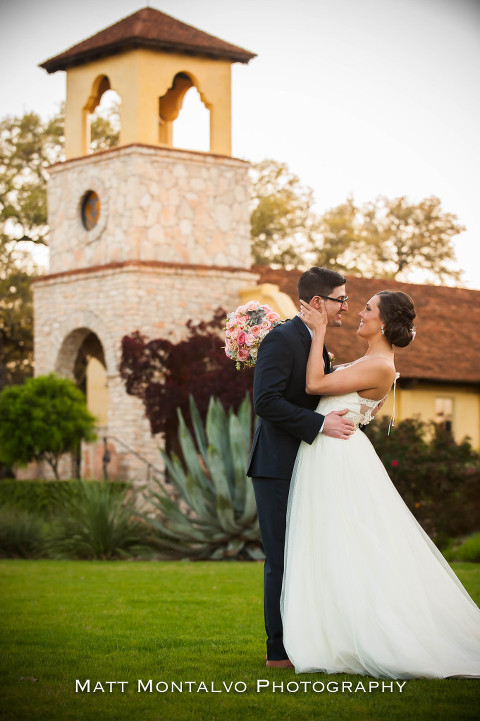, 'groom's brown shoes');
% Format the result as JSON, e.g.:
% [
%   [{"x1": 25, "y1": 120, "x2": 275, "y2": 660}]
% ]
[{"x1": 265, "y1": 658, "x2": 294, "y2": 668}]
